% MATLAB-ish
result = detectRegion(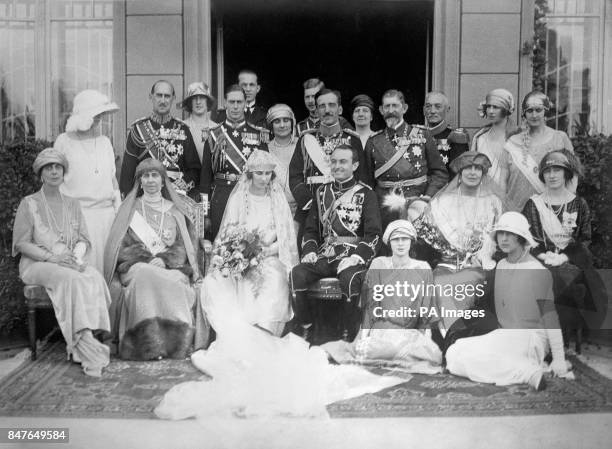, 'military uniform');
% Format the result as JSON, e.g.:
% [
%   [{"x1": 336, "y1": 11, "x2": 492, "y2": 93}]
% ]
[
  {"x1": 200, "y1": 119, "x2": 268, "y2": 239},
  {"x1": 290, "y1": 176, "x2": 381, "y2": 339},
  {"x1": 296, "y1": 116, "x2": 352, "y2": 137},
  {"x1": 289, "y1": 123, "x2": 368, "y2": 240},
  {"x1": 427, "y1": 120, "x2": 470, "y2": 174},
  {"x1": 120, "y1": 114, "x2": 200, "y2": 198},
  {"x1": 364, "y1": 121, "x2": 448, "y2": 229},
  {"x1": 212, "y1": 103, "x2": 267, "y2": 128}
]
